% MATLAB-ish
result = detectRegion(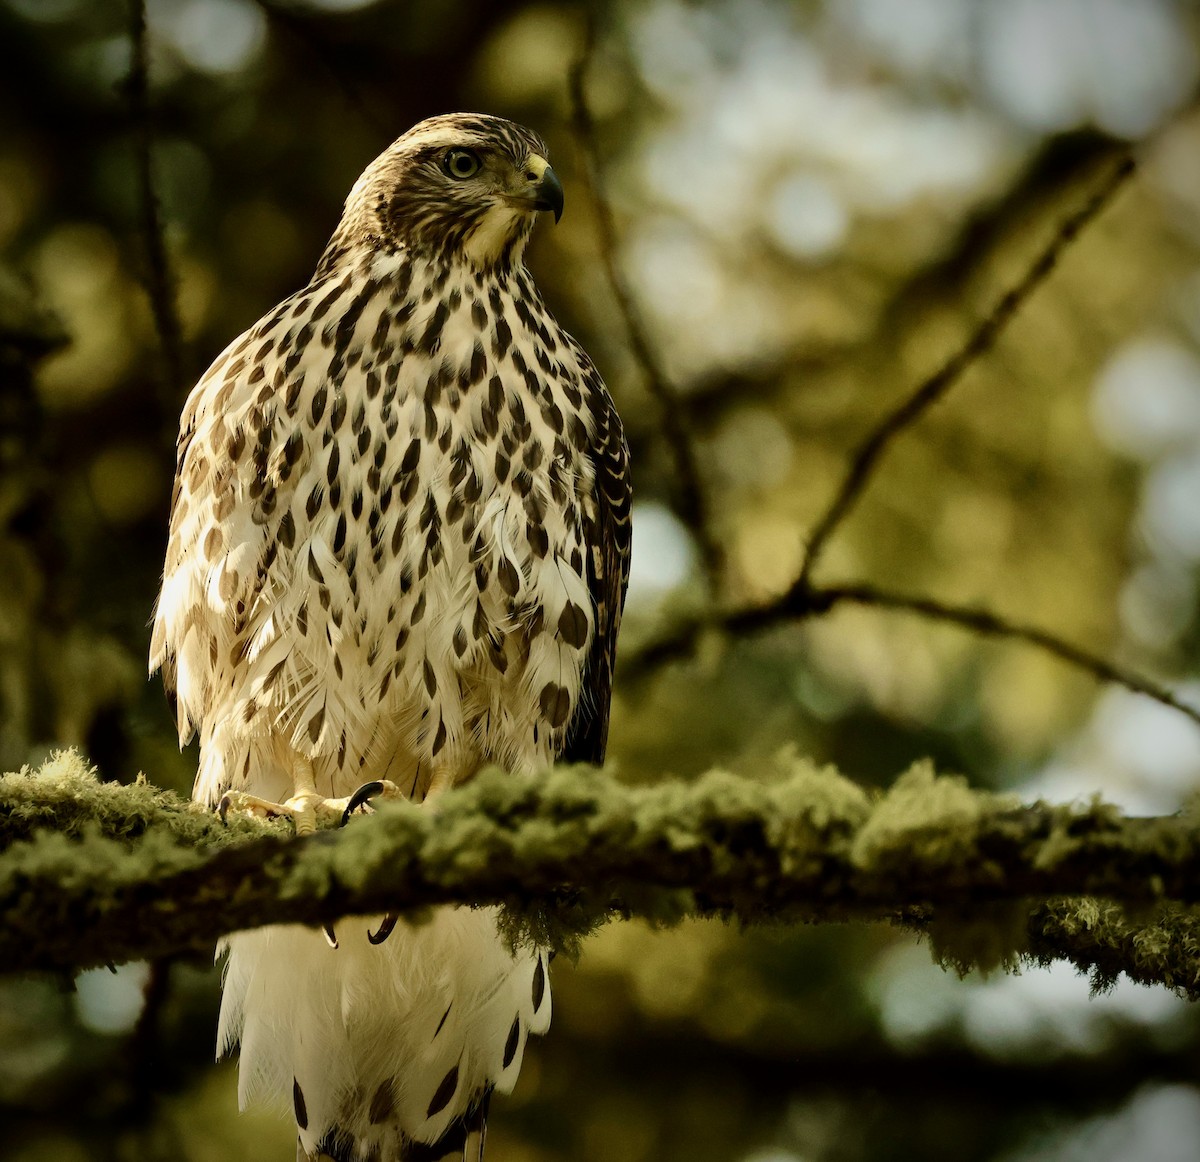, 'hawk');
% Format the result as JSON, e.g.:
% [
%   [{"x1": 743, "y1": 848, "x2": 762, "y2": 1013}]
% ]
[{"x1": 149, "y1": 113, "x2": 631, "y2": 1161}]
